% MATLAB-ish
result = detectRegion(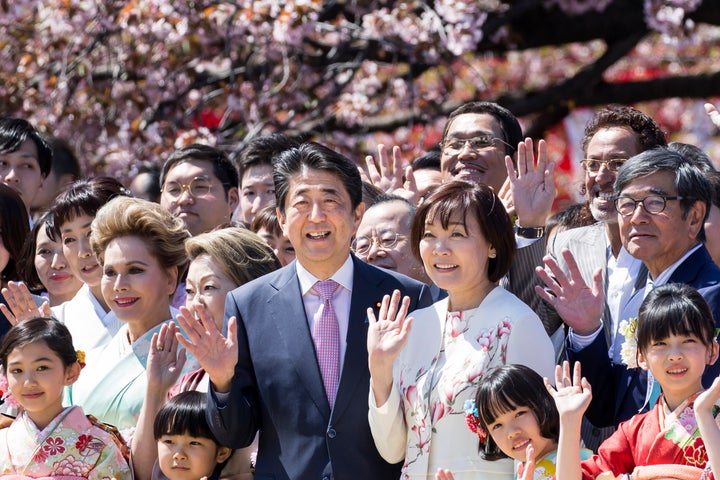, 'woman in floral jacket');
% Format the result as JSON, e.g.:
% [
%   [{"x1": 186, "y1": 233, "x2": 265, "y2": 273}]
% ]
[{"x1": 368, "y1": 180, "x2": 555, "y2": 479}]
